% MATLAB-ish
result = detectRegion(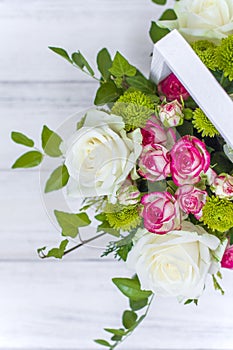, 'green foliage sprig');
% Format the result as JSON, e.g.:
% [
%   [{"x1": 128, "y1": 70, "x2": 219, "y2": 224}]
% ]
[
  {"x1": 49, "y1": 47, "x2": 157, "y2": 106},
  {"x1": 94, "y1": 276, "x2": 154, "y2": 349}
]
